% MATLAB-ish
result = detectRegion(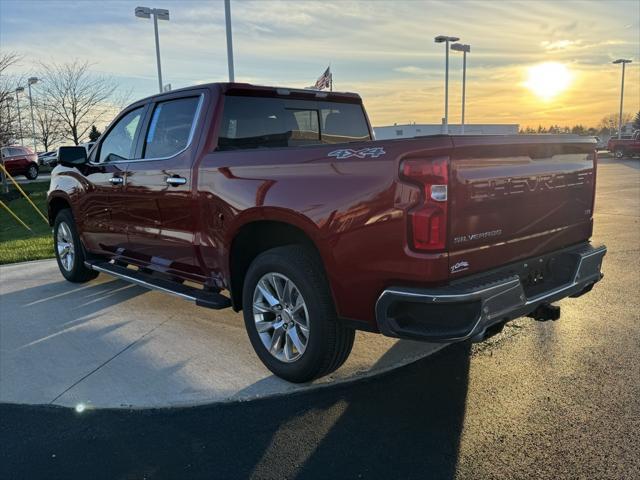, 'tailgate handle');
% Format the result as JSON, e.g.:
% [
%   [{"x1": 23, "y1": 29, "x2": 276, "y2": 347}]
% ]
[
  {"x1": 166, "y1": 175, "x2": 187, "y2": 186},
  {"x1": 108, "y1": 177, "x2": 124, "y2": 185}
]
